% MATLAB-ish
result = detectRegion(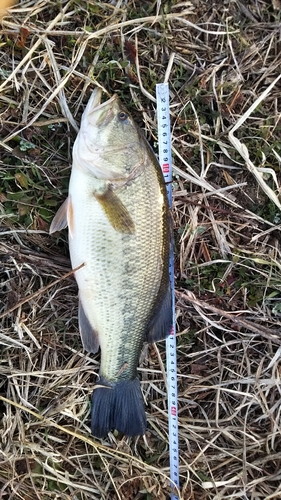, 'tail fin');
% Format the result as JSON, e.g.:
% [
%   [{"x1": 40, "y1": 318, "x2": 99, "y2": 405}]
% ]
[{"x1": 91, "y1": 377, "x2": 147, "y2": 438}]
